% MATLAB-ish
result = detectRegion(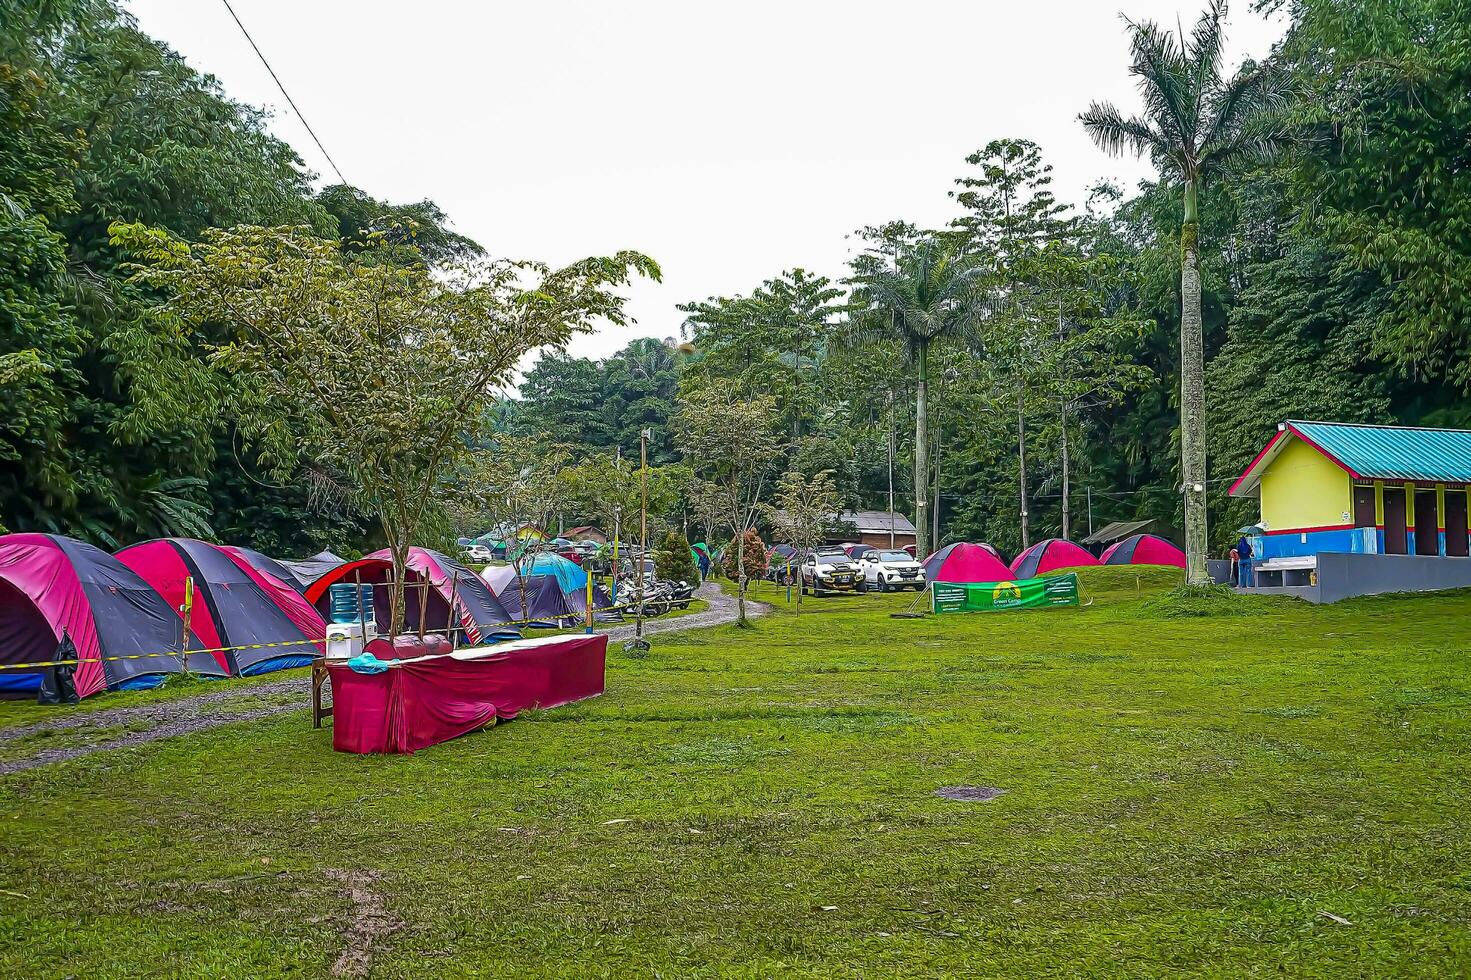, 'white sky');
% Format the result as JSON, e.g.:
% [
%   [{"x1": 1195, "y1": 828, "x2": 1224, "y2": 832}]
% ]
[{"x1": 126, "y1": 0, "x2": 1286, "y2": 363}]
